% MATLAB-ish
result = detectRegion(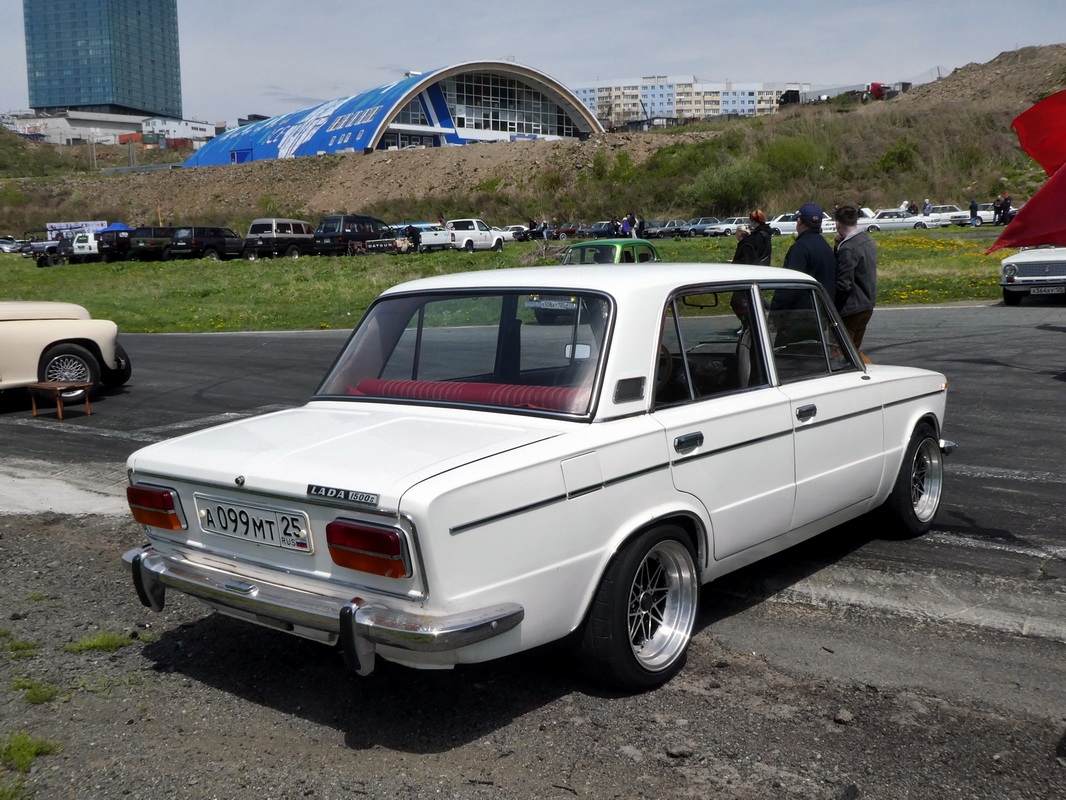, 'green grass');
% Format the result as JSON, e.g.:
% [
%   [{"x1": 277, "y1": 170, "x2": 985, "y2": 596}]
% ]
[
  {"x1": 0, "y1": 731, "x2": 60, "y2": 774},
  {"x1": 0, "y1": 231, "x2": 1007, "y2": 333},
  {"x1": 8, "y1": 678, "x2": 59, "y2": 705},
  {"x1": 61, "y1": 631, "x2": 133, "y2": 654}
]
